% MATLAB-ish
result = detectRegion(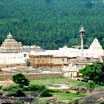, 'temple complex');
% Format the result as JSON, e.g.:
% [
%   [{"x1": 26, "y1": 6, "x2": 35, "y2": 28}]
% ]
[
  {"x1": 28, "y1": 27, "x2": 104, "y2": 79},
  {"x1": 0, "y1": 27, "x2": 103, "y2": 79}
]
